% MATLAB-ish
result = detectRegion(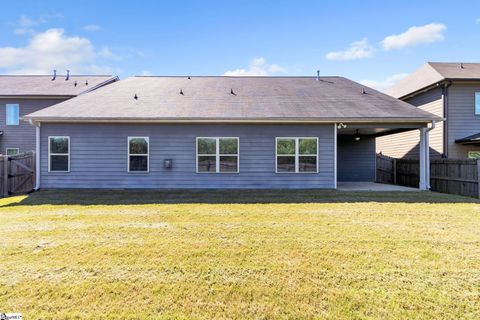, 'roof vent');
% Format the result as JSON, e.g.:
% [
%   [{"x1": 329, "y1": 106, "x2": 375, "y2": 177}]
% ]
[
  {"x1": 187, "y1": 76, "x2": 191, "y2": 80},
  {"x1": 230, "y1": 88, "x2": 236, "y2": 96},
  {"x1": 85, "y1": 80, "x2": 88, "y2": 86},
  {"x1": 179, "y1": 88, "x2": 184, "y2": 95},
  {"x1": 460, "y1": 63, "x2": 464, "y2": 69},
  {"x1": 134, "y1": 94, "x2": 138, "y2": 100},
  {"x1": 362, "y1": 88, "x2": 366, "y2": 94},
  {"x1": 74, "y1": 81, "x2": 77, "y2": 87},
  {"x1": 65, "y1": 70, "x2": 70, "y2": 81},
  {"x1": 316, "y1": 70, "x2": 320, "y2": 81},
  {"x1": 51, "y1": 70, "x2": 57, "y2": 81}
]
